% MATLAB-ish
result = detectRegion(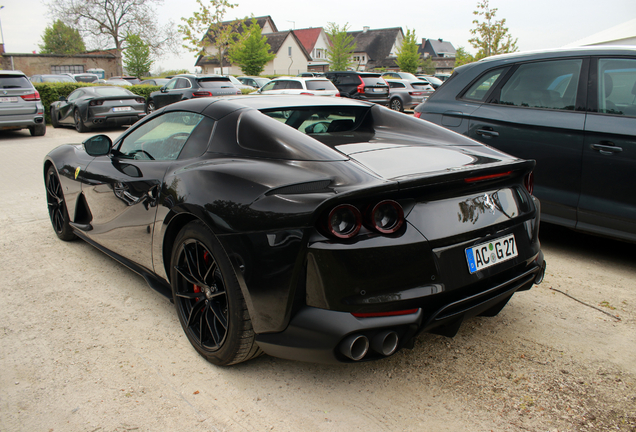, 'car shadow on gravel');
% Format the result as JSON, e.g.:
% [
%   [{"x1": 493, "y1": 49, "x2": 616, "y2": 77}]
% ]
[{"x1": 539, "y1": 222, "x2": 636, "y2": 269}]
